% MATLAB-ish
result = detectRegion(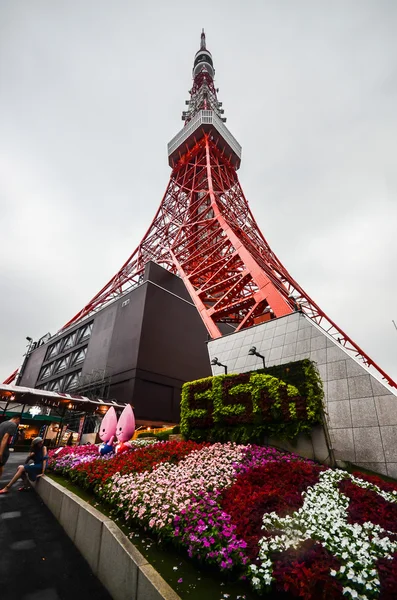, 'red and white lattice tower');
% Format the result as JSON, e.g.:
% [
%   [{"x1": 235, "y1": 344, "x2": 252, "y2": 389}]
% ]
[{"x1": 5, "y1": 31, "x2": 396, "y2": 388}]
